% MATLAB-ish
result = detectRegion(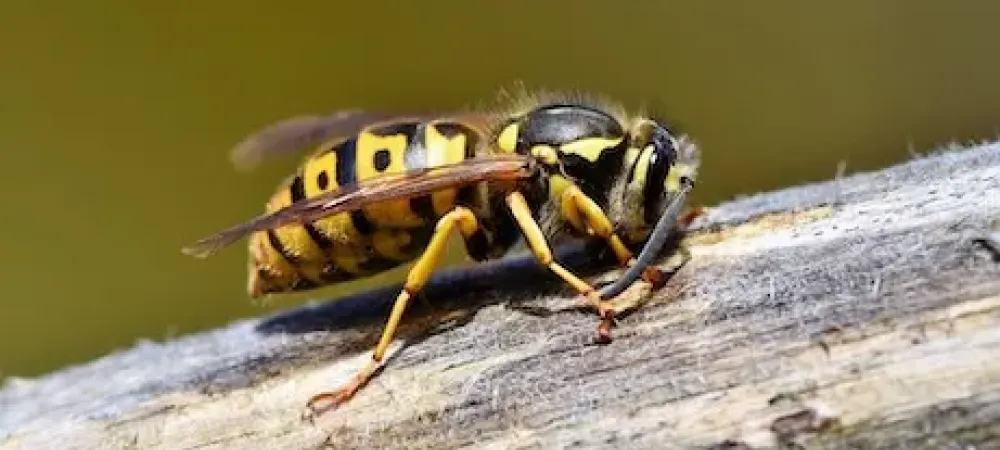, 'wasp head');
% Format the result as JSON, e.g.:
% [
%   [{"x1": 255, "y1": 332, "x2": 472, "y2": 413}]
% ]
[{"x1": 612, "y1": 118, "x2": 700, "y2": 244}]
